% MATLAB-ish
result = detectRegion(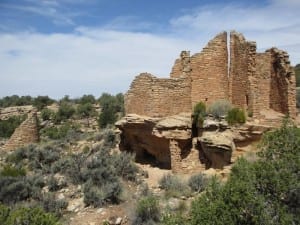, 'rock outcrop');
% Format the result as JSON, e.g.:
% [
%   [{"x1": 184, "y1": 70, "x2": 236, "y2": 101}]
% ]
[
  {"x1": 0, "y1": 105, "x2": 33, "y2": 120},
  {"x1": 198, "y1": 130, "x2": 235, "y2": 169},
  {"x1": 116, "y1": 114, "x2": 193, "y2": 172},
  {"x1": 2, "y1": 111, "x2": 39, "y2": 151},
  {"x1": 117, "y1": 114, "x2": 273, "y2": 173}
]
